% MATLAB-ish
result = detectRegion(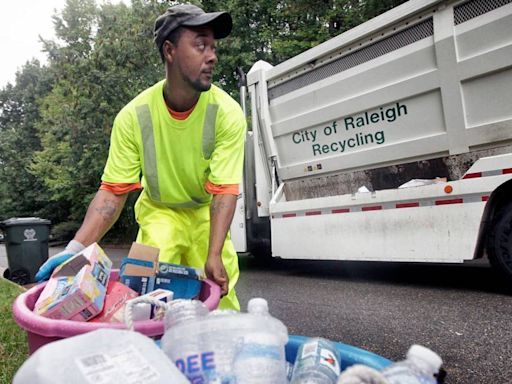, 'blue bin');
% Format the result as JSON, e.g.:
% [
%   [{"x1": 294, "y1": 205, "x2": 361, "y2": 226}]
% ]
[
  {"x1": 156, "y1": 334, "x2": 392, "y2": 371},
  {"x1": 286, "y1": 335, "x2": 392, "y2": 370}
]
